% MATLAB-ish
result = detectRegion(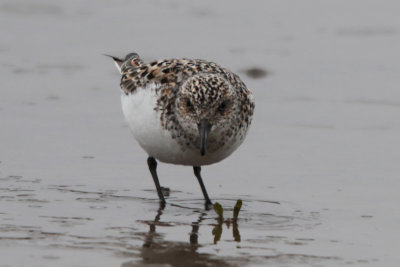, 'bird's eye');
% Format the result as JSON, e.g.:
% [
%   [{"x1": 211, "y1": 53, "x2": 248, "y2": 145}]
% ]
[
  {"x1": 185, "y1": 99, "x2": 194, "y2": 111},
  {"x1": 218, "y1": 101, "x2": 228, "y2": 112}
]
